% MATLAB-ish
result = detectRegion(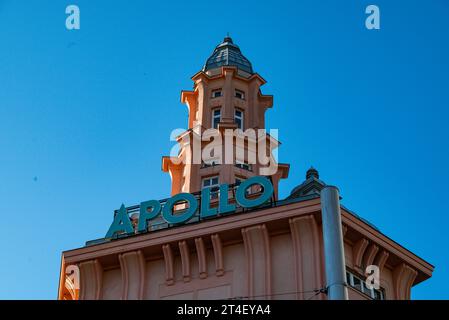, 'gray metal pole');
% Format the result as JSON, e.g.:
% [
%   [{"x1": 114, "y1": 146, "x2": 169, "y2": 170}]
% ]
[{"x1": 321, "y1": 186, "x2": 348, "y2": 300}]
